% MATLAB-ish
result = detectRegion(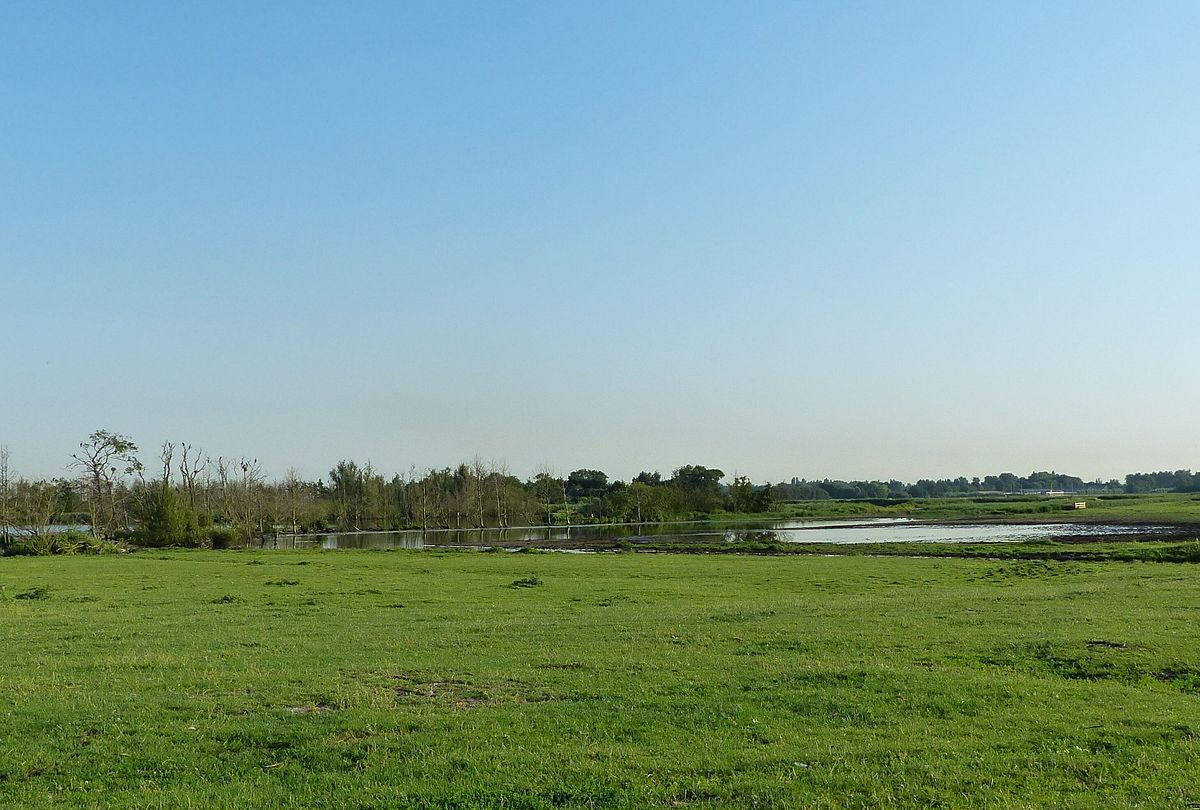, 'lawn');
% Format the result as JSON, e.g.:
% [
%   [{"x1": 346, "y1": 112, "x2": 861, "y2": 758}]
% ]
[{"x1": 2, "y1": 549, "x2": 1199, "y2": 808}]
